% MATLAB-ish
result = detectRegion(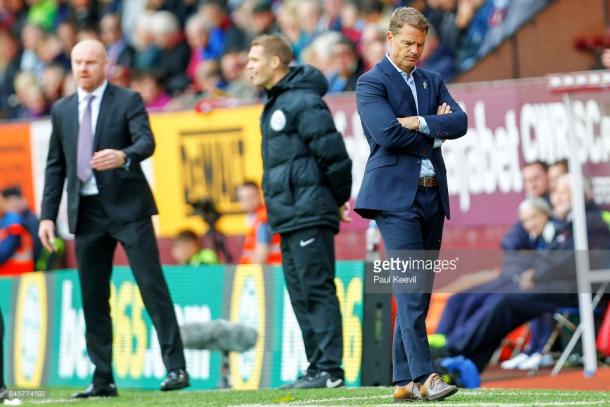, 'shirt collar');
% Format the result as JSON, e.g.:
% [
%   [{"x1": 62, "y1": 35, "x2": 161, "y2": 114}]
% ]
[
  {"x1": 385, "y1": 54, "x2": 416, "y2": 78},
  {"x1": 77, "y1": 80, "x2": 108, "y2": 103}
]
